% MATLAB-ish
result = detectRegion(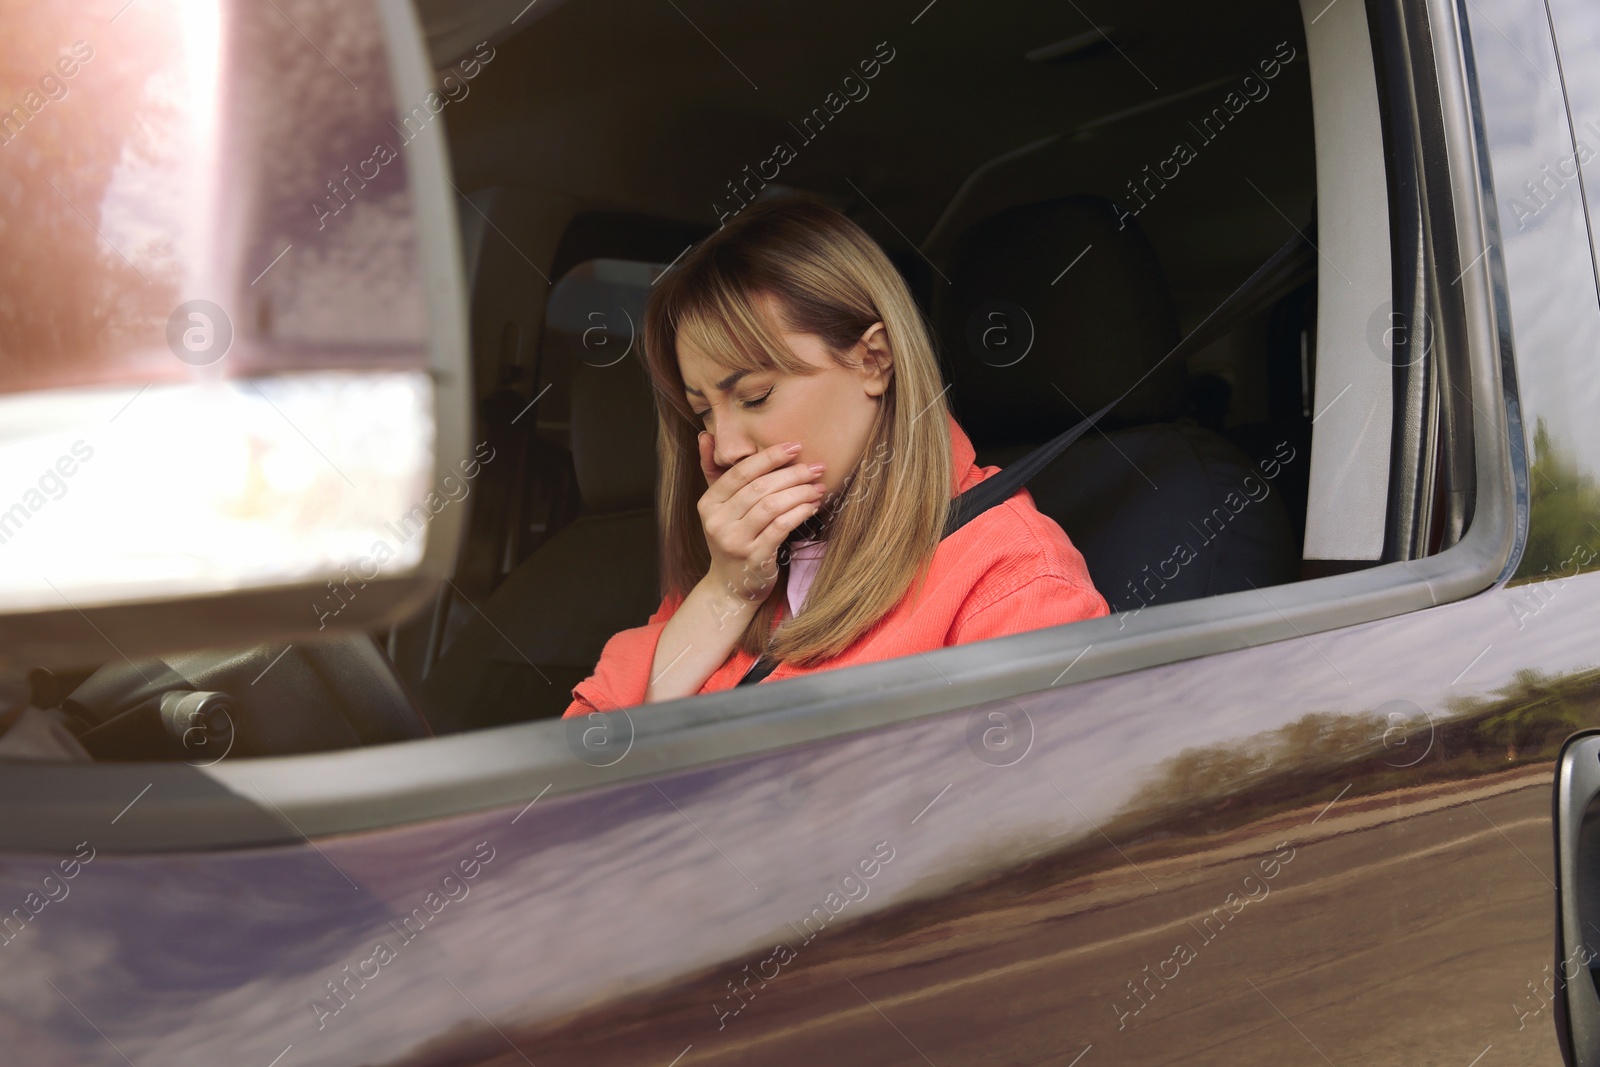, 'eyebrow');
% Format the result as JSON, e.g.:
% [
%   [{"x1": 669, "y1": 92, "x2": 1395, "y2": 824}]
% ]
[{"x1": 684, "y1": 369, "x2": 750, "y2": 397}]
